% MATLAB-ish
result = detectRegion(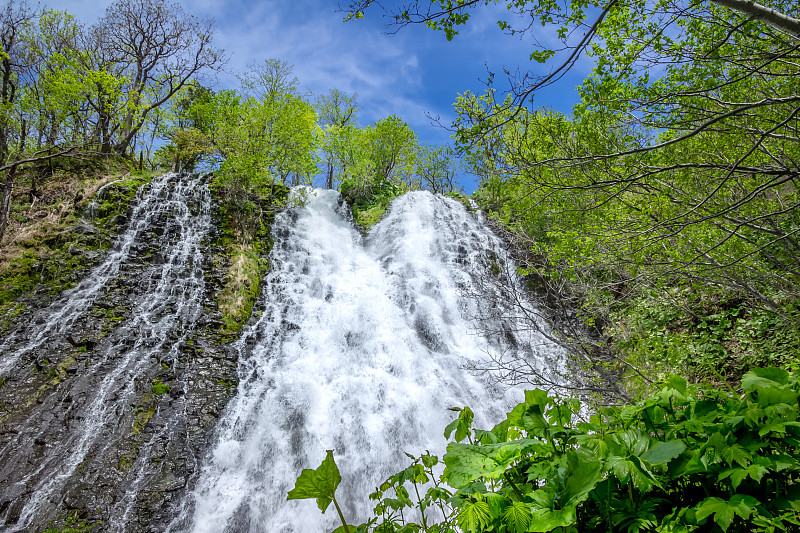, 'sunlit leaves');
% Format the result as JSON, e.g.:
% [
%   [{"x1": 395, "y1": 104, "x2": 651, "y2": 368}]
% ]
[
  {"x1": 292, "y1": 368, "x2": 800, "y2": 532},
  {"x1": 457, "y1": 500, "x2": 491, "y2": 531},
  {"x1": 444, "y1": 406, "x2": 475, "y2": 442},
  {"x1": 694, "y1": 495, "x2": 760, "y2": 532},
  {"x1": 443, "y1": 439, "x2": 541, "y2": 488},
  {"x1": 287, "y1": 450, "x2": 342, "y2": 513}
]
